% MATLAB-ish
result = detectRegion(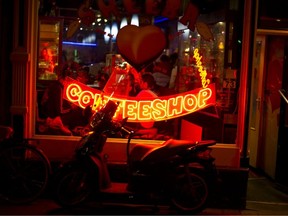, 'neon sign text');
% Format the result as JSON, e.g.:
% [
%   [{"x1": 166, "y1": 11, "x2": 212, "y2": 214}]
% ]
[
  {"x1": 63, "y1": 77, "x2": 216, "y2": 122},
  {"x1": 193, "y1": 48, "x2": 210, "y2": 88}
]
